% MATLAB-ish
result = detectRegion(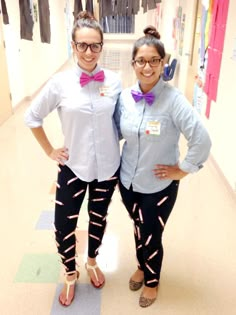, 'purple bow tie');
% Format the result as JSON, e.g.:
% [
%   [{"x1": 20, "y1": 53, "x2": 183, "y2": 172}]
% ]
[
  {"x1": 131, "y1": 90, "x2": 155, "y2": 105},
  {"x1": 80, "y1": 70, "x2": 105, "y2": 87}
]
